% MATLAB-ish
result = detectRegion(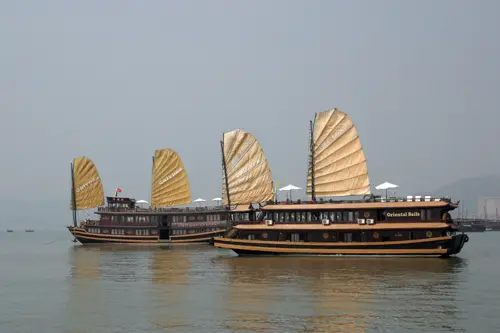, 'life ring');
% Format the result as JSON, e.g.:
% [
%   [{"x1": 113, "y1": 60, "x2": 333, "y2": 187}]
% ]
[{"x1": 464, "y1": 234, "x2": 469, "y2": 243}]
